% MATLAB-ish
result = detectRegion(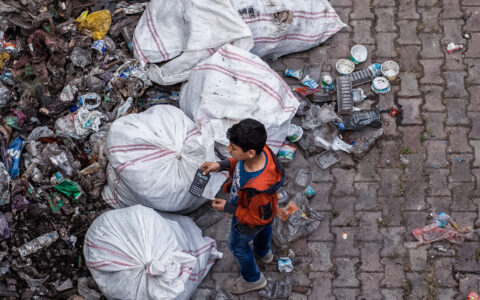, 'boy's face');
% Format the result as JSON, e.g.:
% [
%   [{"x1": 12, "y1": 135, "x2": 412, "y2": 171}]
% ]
[{"x1": 227, "y1": 142, "x2": 256, "y2": 161}]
